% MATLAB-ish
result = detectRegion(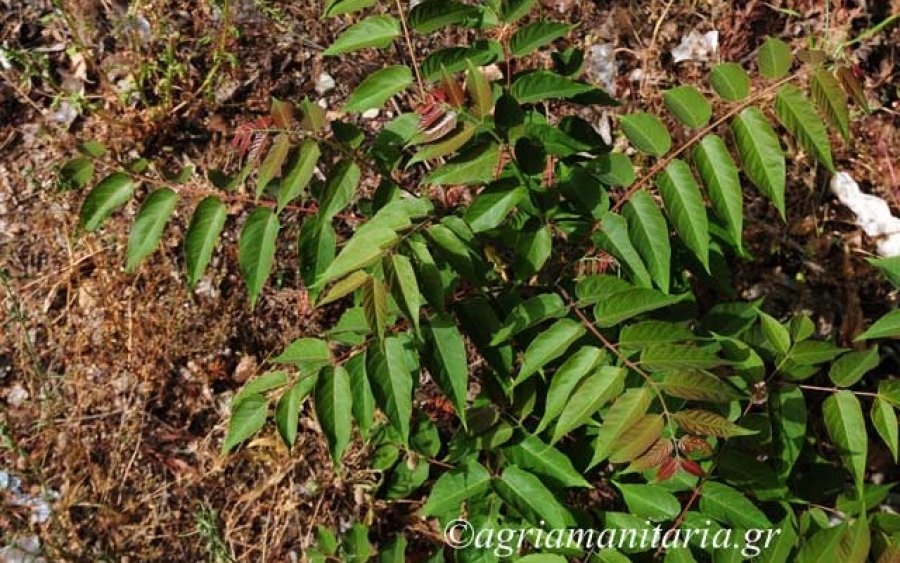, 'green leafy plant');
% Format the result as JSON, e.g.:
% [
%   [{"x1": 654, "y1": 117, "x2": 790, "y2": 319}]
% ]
[{"x1": 64, "y1": 1, "x2": 898, "y2": 560}]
